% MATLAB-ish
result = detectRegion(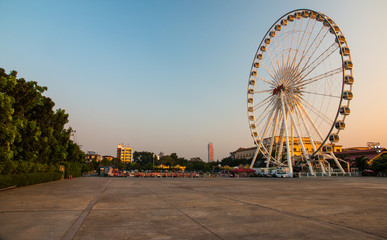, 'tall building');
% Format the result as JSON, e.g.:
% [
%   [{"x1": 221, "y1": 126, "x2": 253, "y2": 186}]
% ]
[
  {"x1": 117, "y1": 144, "x2": 133, "y2": 163},
  {"x1": 208, "y1": 142, "x2": 214, "y2": 162}
]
